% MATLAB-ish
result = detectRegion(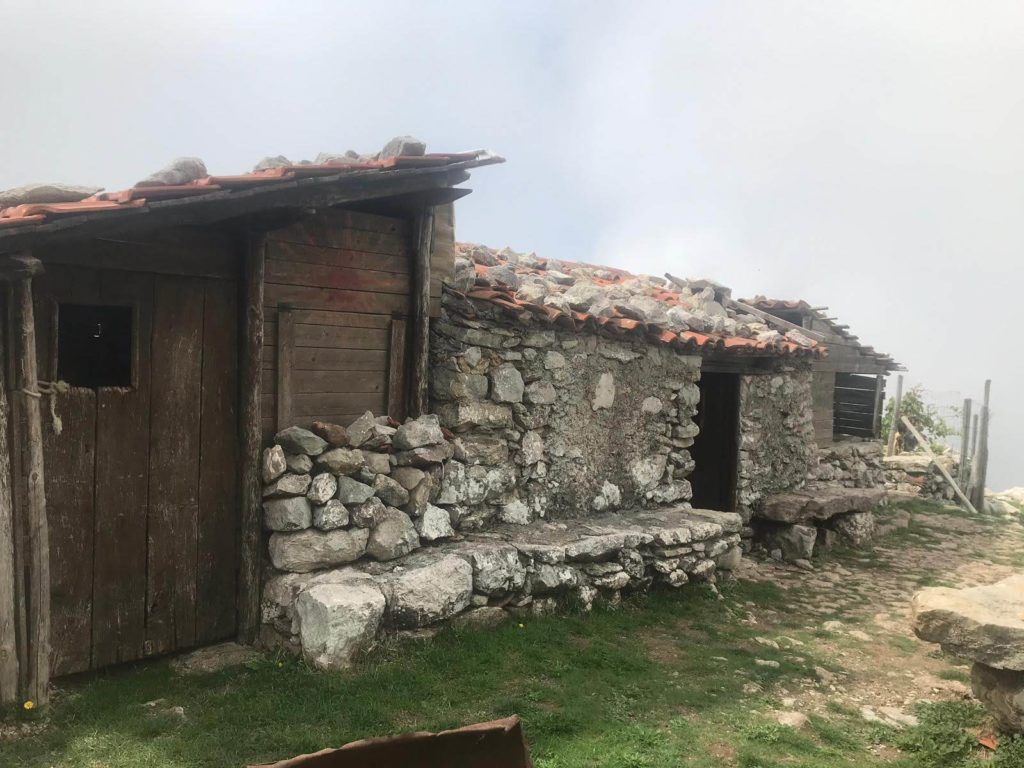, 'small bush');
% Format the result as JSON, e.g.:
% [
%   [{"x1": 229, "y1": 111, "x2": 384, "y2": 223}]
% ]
[{"x1": 895, "y1": 700, "x2": 985, "y2": 766}]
